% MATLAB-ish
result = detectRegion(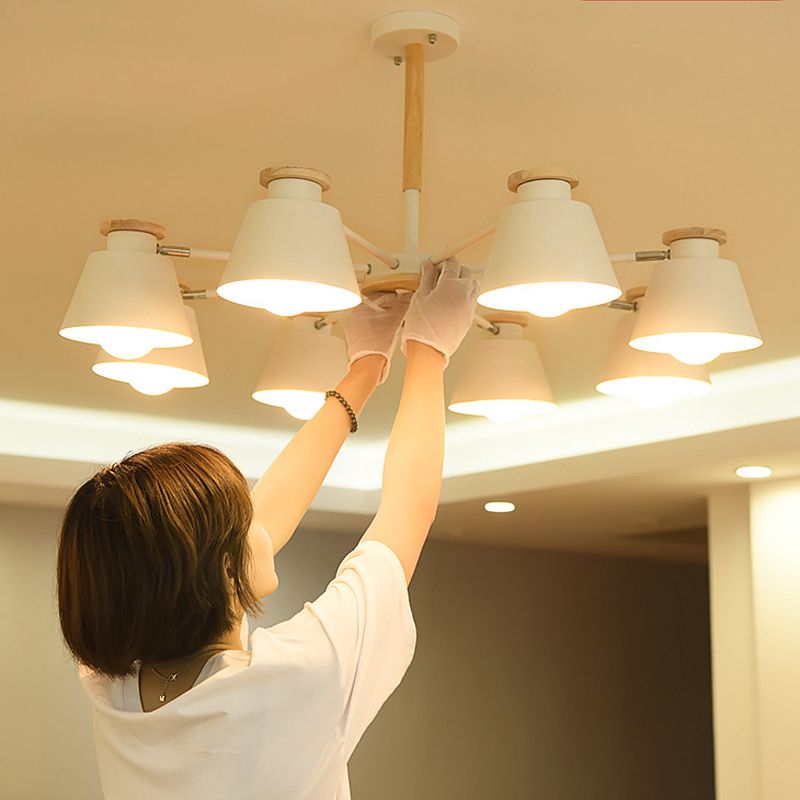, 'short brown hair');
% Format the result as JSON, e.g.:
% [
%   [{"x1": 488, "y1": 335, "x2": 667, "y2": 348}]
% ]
[{"x1": 57, "y1": 442, "x2": 262, "y2": 678}]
